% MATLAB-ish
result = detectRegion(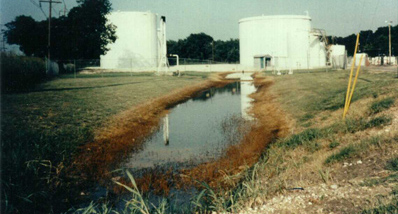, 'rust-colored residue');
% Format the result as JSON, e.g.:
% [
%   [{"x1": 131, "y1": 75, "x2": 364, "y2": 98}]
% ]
[
  {"x1": 70, "y1": 73, "x2": 232, "y2": 184},
  {"x1": 70, "y1": 73, "x2": 290, "y2": 196},
  {"x1": 177, "y1": 74, "x2": 290, "y2": 189}
]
